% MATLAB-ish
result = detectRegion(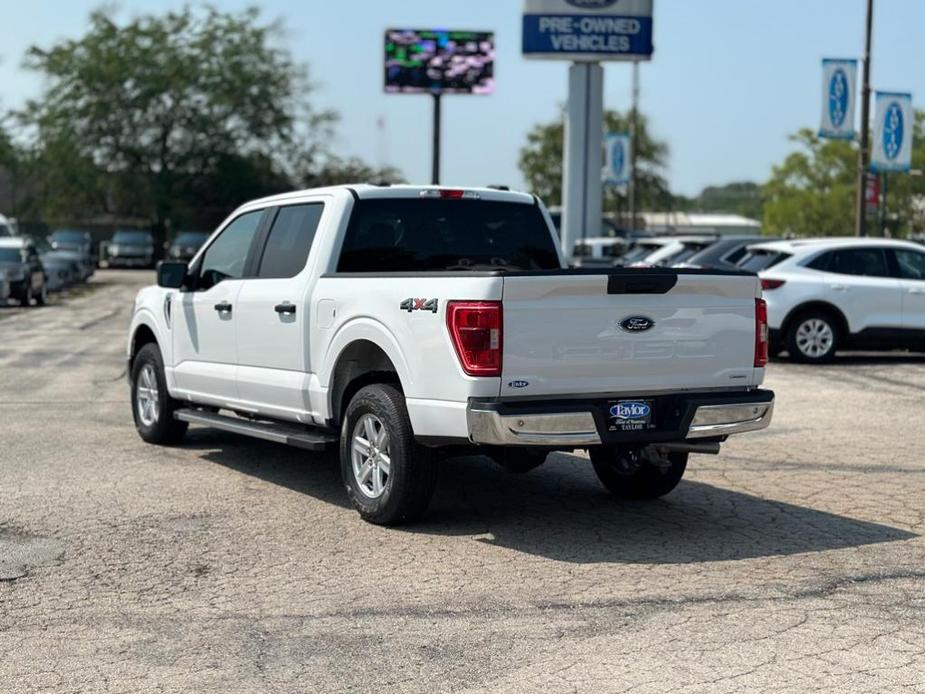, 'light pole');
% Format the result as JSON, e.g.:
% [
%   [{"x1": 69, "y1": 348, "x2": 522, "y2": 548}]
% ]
[{"x1": 855, "y1": 0, "x2": 874, "y2": 237}]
